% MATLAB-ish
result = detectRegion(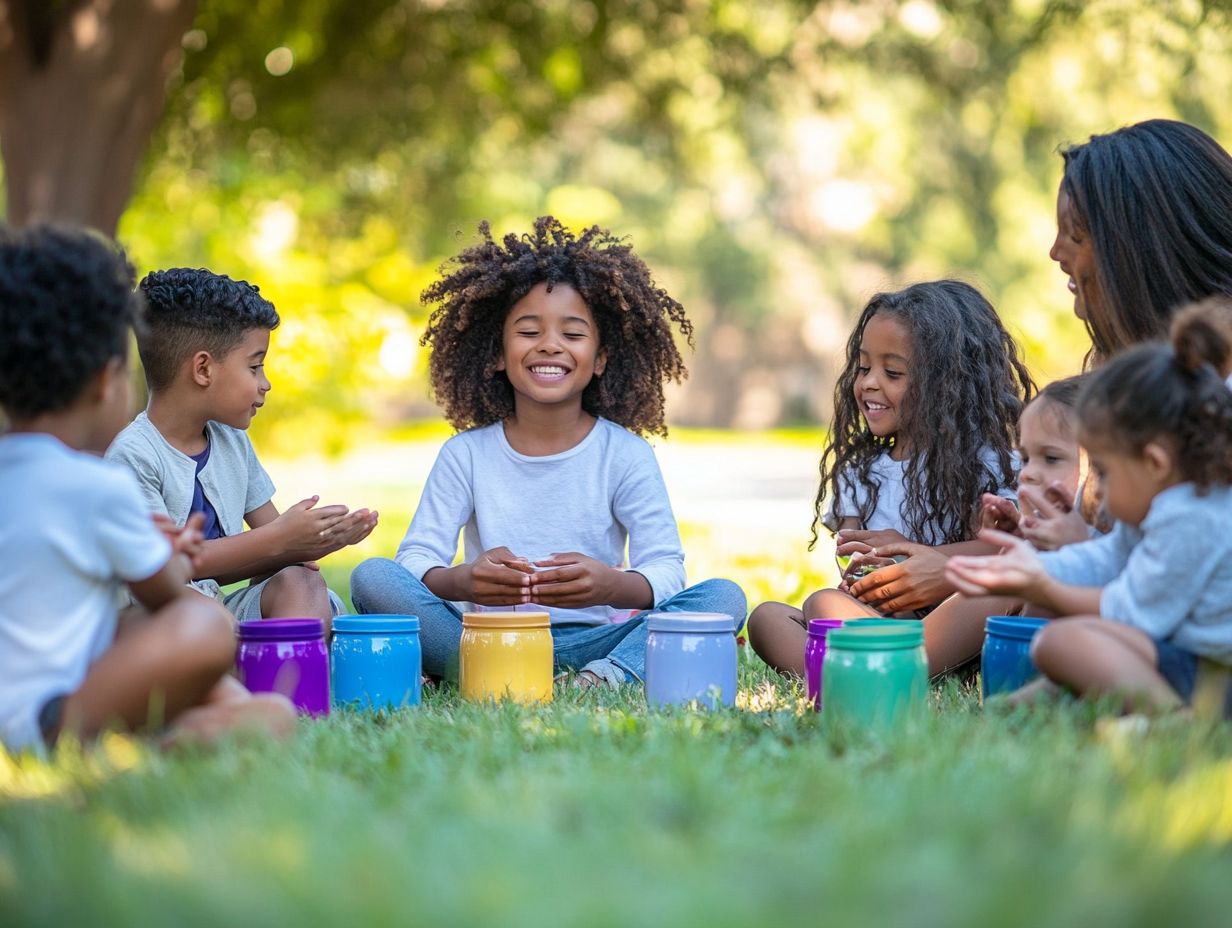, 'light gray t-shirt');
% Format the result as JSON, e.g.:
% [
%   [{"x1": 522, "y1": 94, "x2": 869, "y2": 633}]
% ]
[
  {"x1": 395, "y1": 418, "x2": 686, "y2": 626},
  {"x1": 825, "y1": 449, "x2": 1018, "y2": 545},
  {"x1": 106, "y1": 411, "x2": 275, "y2": 597},
  {"x1": 1039, "y1": 482, "x2": 1232, "y2": 661},
  {"x1": 0, "y1": 434, "x2": 170, "y2": 753}
]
